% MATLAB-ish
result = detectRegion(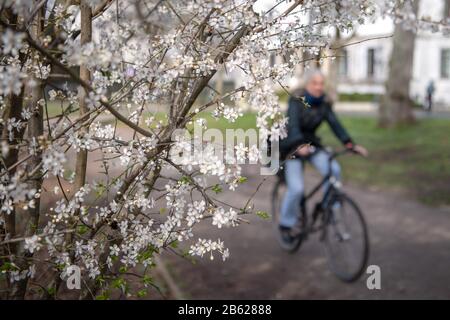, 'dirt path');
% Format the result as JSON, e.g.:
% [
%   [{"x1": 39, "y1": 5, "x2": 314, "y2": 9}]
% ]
[{"x1": 164, "y1": 165, "x2": 450, "y2": 299}]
